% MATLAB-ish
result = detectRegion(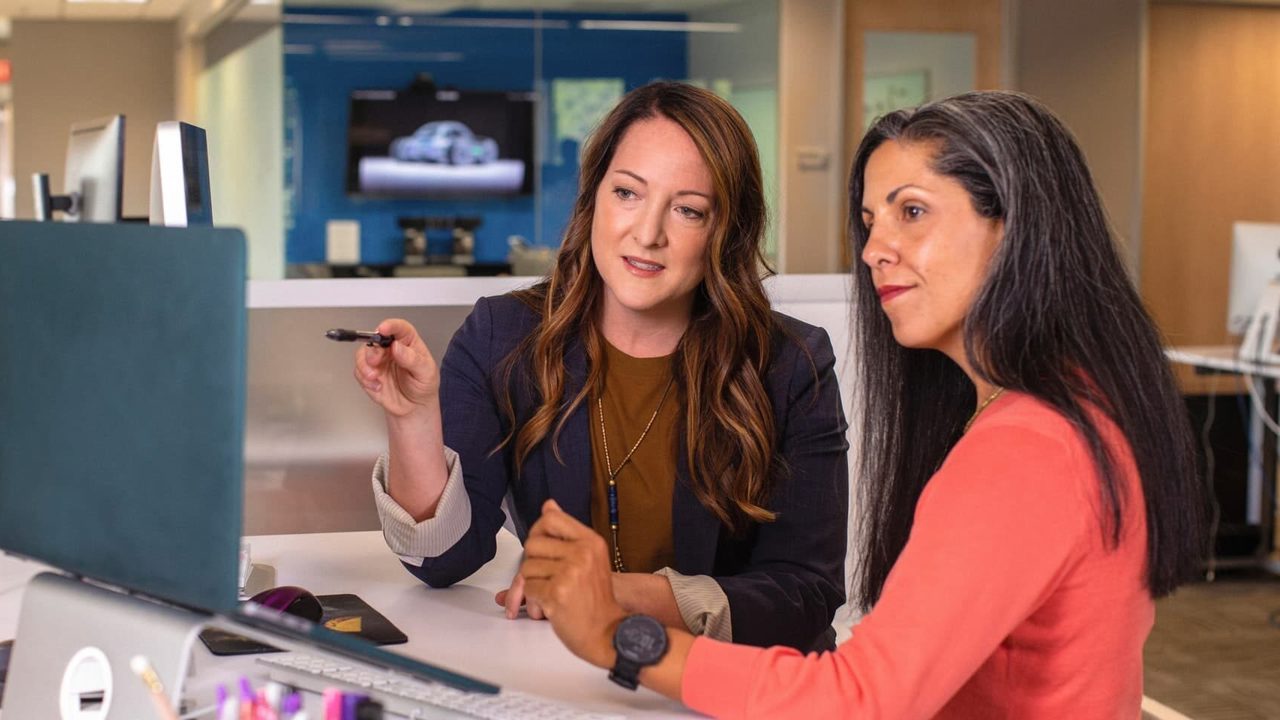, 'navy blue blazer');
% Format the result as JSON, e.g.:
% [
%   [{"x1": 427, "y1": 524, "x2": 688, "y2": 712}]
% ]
[{"x1": 406, "y1": 293, "x2": 849, "y2": 651}]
